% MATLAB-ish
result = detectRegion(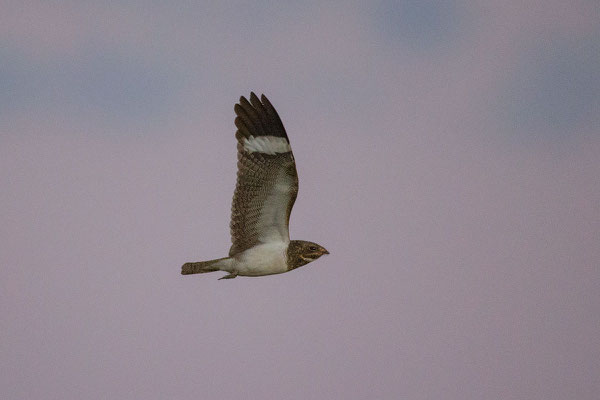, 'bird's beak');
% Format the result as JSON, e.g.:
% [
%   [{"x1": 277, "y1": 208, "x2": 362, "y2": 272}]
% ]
[{"x1": 322, "y1": 248, "x2": 330, "y2": 255}]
